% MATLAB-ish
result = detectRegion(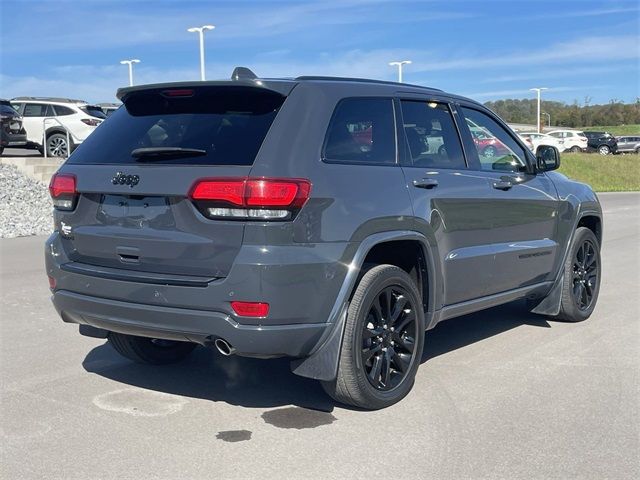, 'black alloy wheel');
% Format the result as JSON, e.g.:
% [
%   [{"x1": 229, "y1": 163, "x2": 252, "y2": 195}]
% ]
[
  {"x1": 361, "y1": 286, "x2": 418, "y2": 391},
  {"x1": 572, "y1": 239, "x2": 598, "y2": 311}
]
